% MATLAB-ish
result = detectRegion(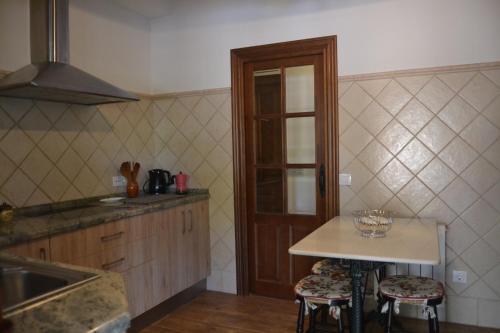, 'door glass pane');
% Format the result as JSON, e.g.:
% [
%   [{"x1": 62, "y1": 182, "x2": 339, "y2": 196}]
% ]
[
  {"x1": 286, "y1": 65, "x2": 314, "y2": 113},
  {"x1": 256, "y1": 169, "x2": 283, "y2": 213},
  {"x1": 287, "y1": 169, "x2": 316, "y2": 215},
  {"x1": 256, "y1": 118, "x2": 282, "y2": 164},
  {"x1": 254, "y1": 69, "x2": 281, "y2": 115},
  {"x1": 286, "y1": 117, "x2": 315, "y2": 164}
]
